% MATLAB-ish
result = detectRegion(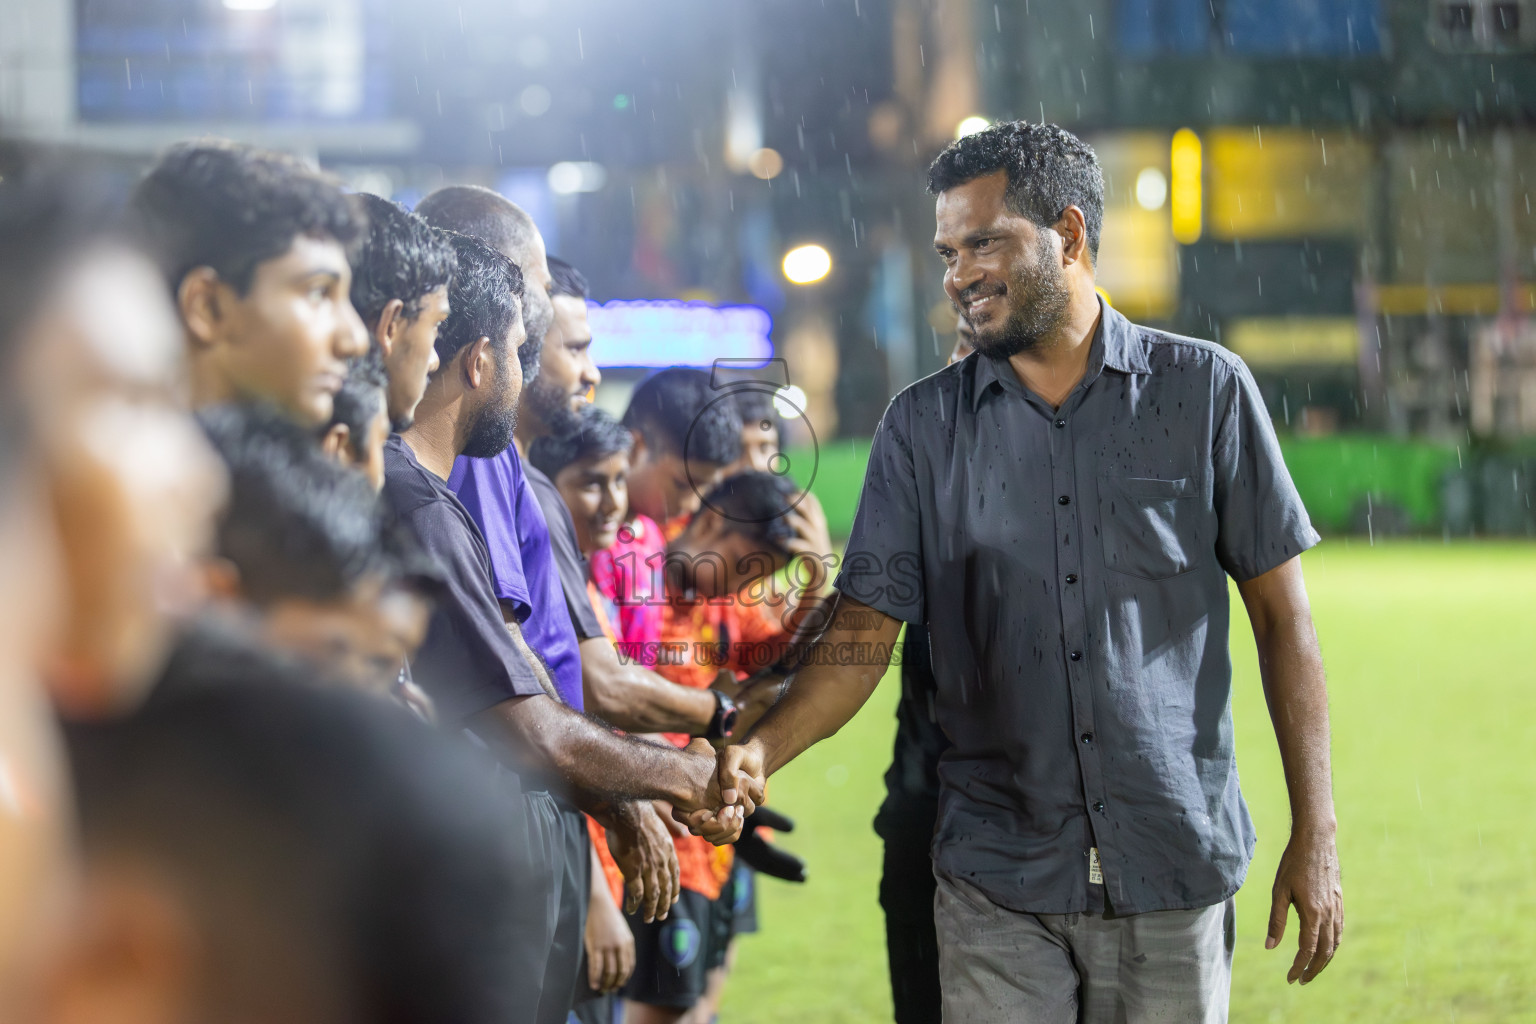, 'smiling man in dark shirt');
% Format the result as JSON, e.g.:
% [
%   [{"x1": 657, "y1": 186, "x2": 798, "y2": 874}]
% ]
[{"x1": 705, "y1": 122, "x2": 1343, "y2": 1022}]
